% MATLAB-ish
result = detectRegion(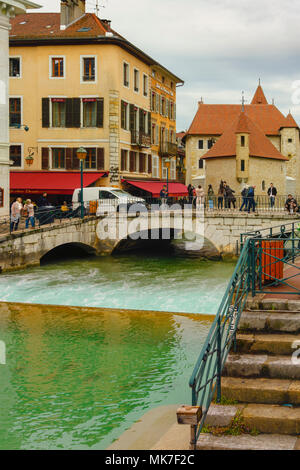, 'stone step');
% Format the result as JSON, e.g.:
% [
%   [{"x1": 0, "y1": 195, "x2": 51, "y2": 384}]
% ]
[
  {"x1": 196, "y1": 433, "x2": 299, "y2": 450},
  {"x1": 223, "y1": 354, "x2": 300, "y2": 380},
  {"x1": 221, "y1": 376, "x2": 300, "y2": 405},
  {"x1": 246, "y1": 299, "x2": 300, "y2": 312},
  {"x1": 239, "y1": 311, "x2": 300, "y2": 333},
  {"x1": 242, "y1": 404, "x2": 300, "y2": 435},
  {"x1": 236, "y1": 332, "x2": 300, "y2": 355}
]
